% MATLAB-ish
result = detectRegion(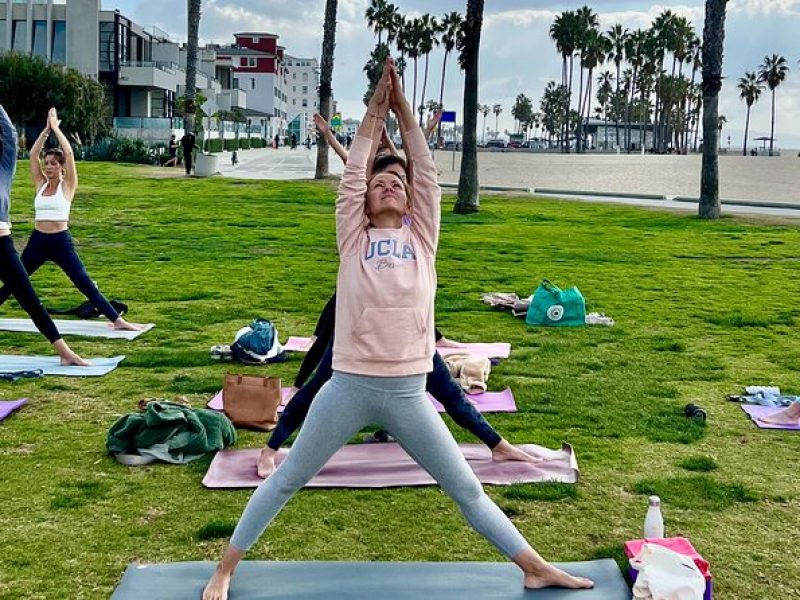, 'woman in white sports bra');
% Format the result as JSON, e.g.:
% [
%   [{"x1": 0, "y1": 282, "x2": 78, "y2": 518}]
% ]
[{"x1": 0, "y1": 108, "x2": 141, "y2": 331}]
